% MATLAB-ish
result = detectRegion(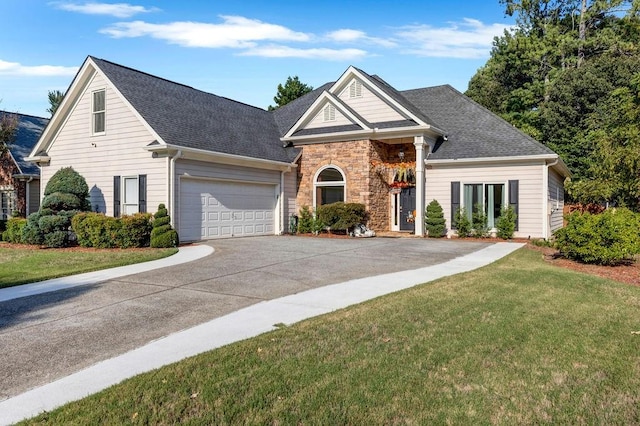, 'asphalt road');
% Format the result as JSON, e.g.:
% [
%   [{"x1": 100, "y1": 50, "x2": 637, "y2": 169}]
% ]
[{"x1": 0, "y1": 236, "x2": 490, "y2": 401}]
